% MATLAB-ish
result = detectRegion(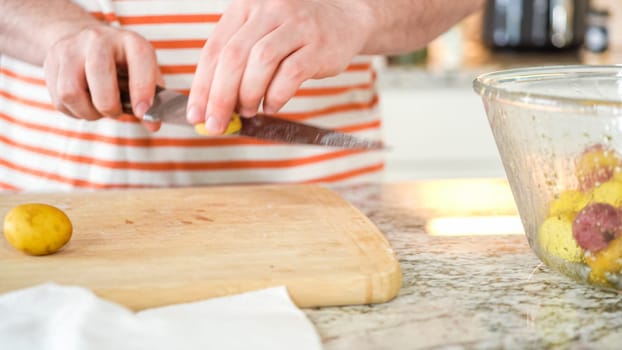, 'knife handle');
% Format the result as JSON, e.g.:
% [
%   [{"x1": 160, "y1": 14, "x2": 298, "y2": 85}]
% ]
[{"x1": 119, "y1": 90, "x2": 133, "y2": 115}]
